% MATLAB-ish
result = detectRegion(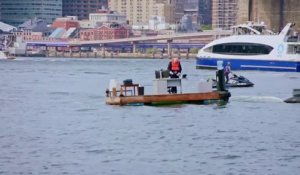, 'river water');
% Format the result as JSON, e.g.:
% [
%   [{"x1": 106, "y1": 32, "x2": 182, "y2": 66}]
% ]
[{"x1": 0, "y1": 57, "x2": 300, "y2": 175}]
